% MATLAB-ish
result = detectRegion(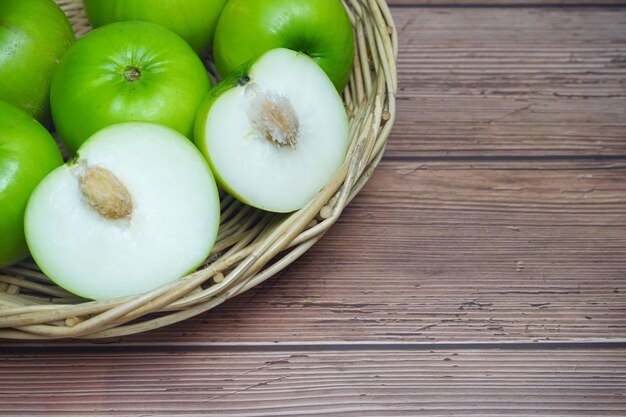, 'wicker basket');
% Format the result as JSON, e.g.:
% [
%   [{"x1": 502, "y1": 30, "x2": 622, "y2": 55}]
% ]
[{"x1": 0, "y1": 0, "x2": 397, "y2": 339}]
